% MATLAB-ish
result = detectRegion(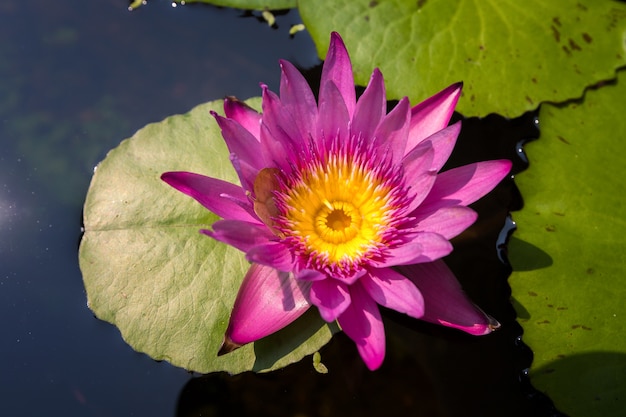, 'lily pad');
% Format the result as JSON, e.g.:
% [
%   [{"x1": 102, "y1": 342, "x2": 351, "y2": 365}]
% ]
[
  {"x1": 299, "y1": 0, "x2": 626, "y2": 117},
  {"x1": 79, "y1": 97, "x2": 337, "y2": 374},
  {"x1": 509, "y1": 70, "x2": 626, "y2": 416}
]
